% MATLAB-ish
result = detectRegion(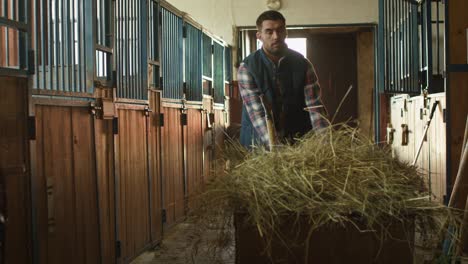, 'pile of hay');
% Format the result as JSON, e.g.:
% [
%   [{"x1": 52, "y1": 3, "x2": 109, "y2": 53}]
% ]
[{"x1": 190, "y1": 124, "x2": 462, "y2": 260}]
